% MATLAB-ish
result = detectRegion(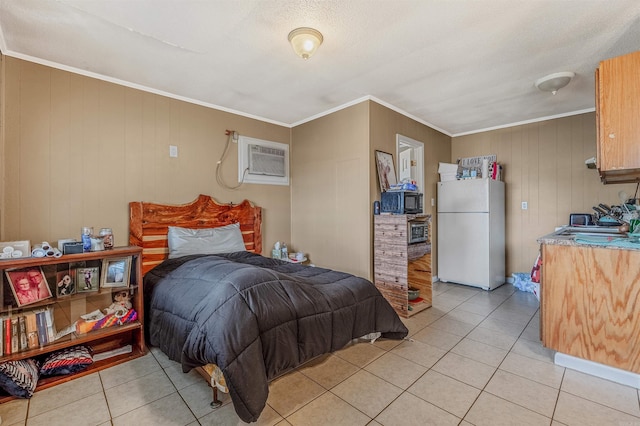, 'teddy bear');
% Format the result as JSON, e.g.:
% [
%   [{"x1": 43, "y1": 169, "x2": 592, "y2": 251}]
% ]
[{"x1": 104, "y1": 290, "x2": 132, "y2": 317}]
